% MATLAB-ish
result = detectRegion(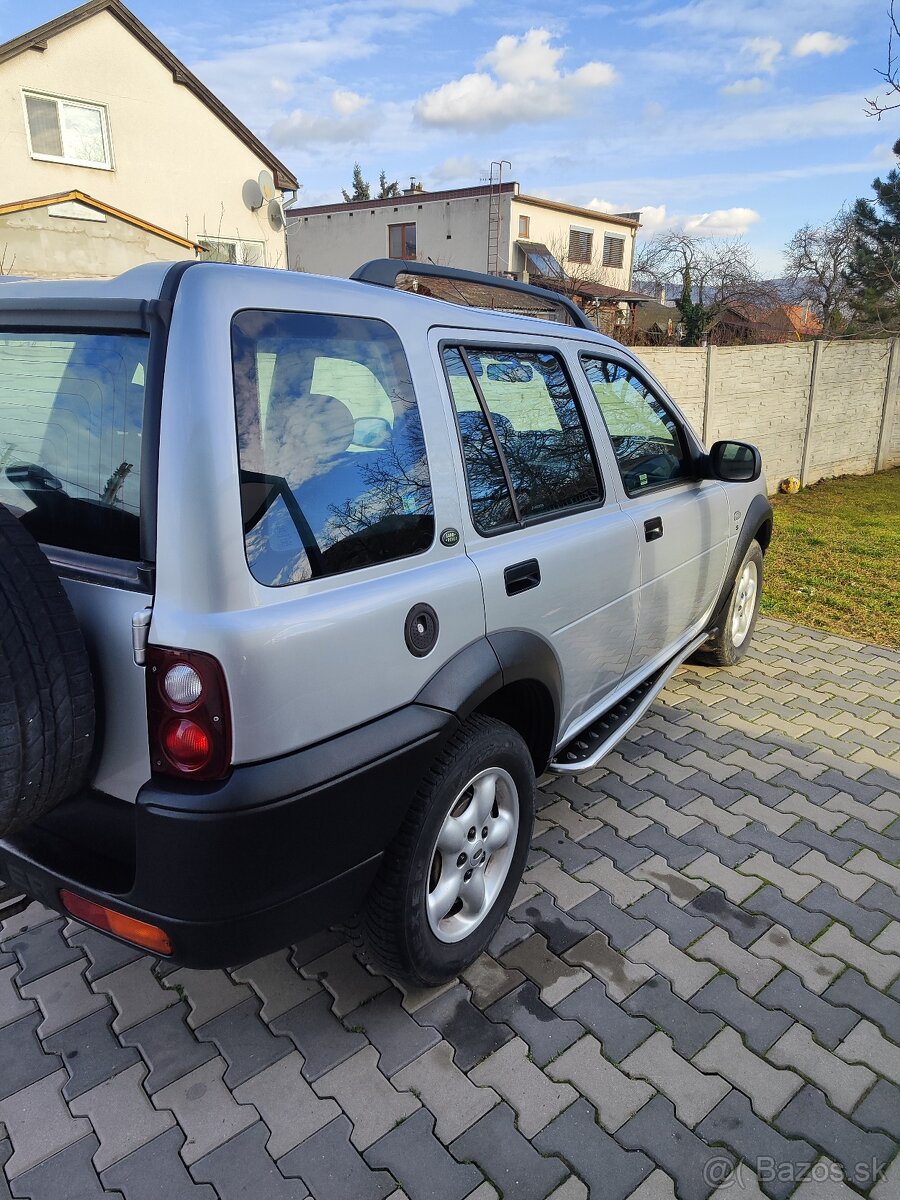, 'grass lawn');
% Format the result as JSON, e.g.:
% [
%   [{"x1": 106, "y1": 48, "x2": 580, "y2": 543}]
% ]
[{"x1": 759, "y1": 468, "x2": 900, "y2": 649}]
